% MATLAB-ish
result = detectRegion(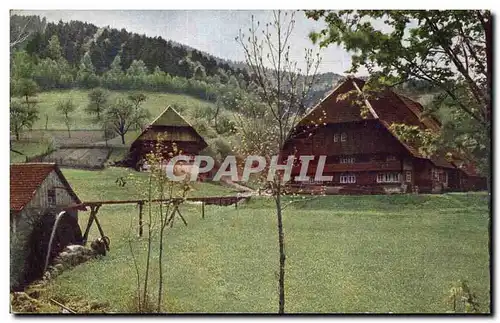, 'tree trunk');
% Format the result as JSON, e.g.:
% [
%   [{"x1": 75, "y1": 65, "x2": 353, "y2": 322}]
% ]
[
  {"x1": 67, "y1": 126, "x2": 71, "y2": 138},
  {"x1": 121, "y1": 133, "x2": 125, "y2": 145},
  {"x1": 275, "y1": 185, "x2": 286, "y2": 314}
]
